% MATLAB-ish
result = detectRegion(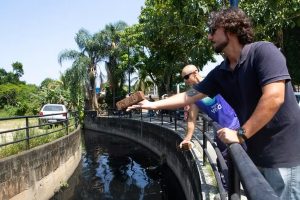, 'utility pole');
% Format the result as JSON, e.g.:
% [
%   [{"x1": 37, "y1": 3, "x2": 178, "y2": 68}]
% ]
[
  {"x1": 128, "y1": 46, "x2": 131, "y2": 95},
  {"x1": 229, "y1": 0, "x2": 239, "y2": 7}
]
